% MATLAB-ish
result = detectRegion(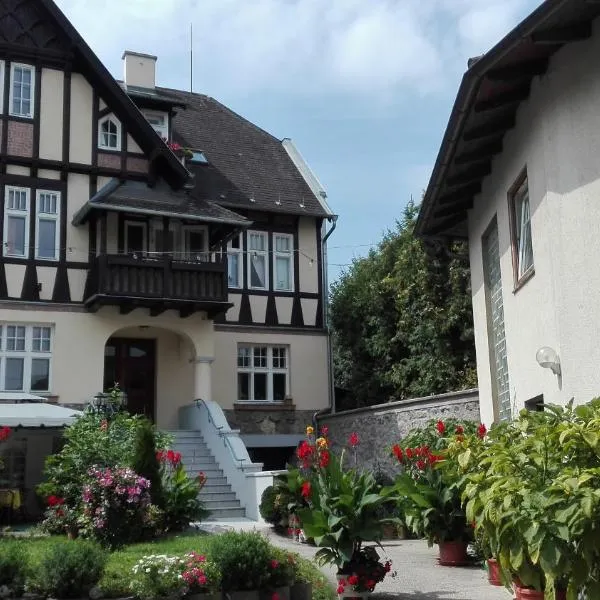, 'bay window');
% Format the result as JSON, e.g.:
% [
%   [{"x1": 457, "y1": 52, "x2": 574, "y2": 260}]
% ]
[
  {"x1": 36, "y1": 191, "x2": 60, "y2": 260},
  {"x1": 237, "y1": 345, "x2": 288, "y2": 402},
  {"x1": 273, "y1": 233, "x2": 293, "y2": 291},
  {"x1": 248, "y1": 231, "x2": 268, "y2": 289},
  {"x1": 3, "y1": 187, "x2": 29, "y2": 257},
  {"x1": 0, "y1": 324, "x2": 52, "y2": 392}
]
